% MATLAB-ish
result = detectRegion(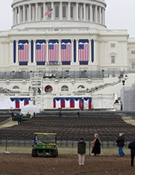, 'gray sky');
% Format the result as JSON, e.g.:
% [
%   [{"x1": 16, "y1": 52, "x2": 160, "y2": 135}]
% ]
[{"x1": 0, "y1": 0, "x2": 135, "y2": 37}]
